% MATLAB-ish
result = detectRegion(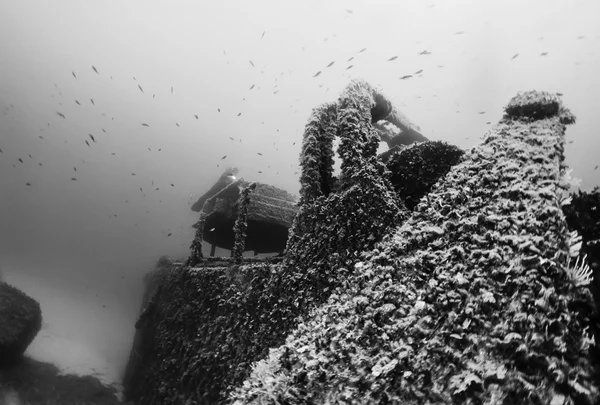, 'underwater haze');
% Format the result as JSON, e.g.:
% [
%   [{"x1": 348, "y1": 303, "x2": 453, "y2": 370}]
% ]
[{"x1": 1, "y1": 0, "x2": 599, "y2": 396}]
